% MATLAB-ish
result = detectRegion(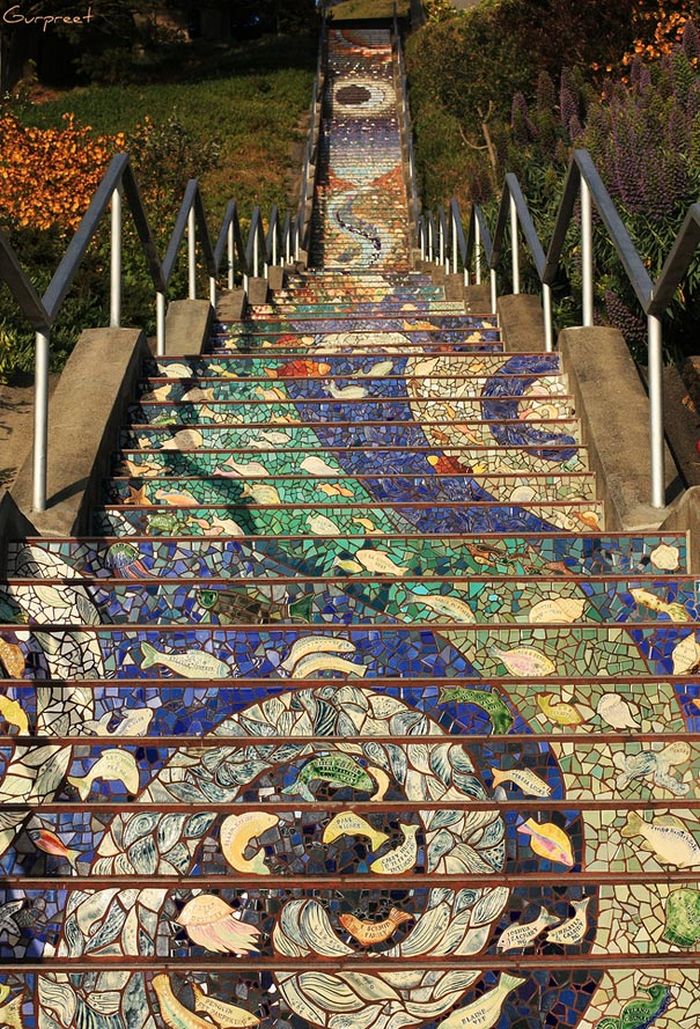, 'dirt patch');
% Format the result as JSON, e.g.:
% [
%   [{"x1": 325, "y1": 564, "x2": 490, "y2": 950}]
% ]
[{"x1": 0, "y1": 374, "x2": 59, "y2": 493}]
